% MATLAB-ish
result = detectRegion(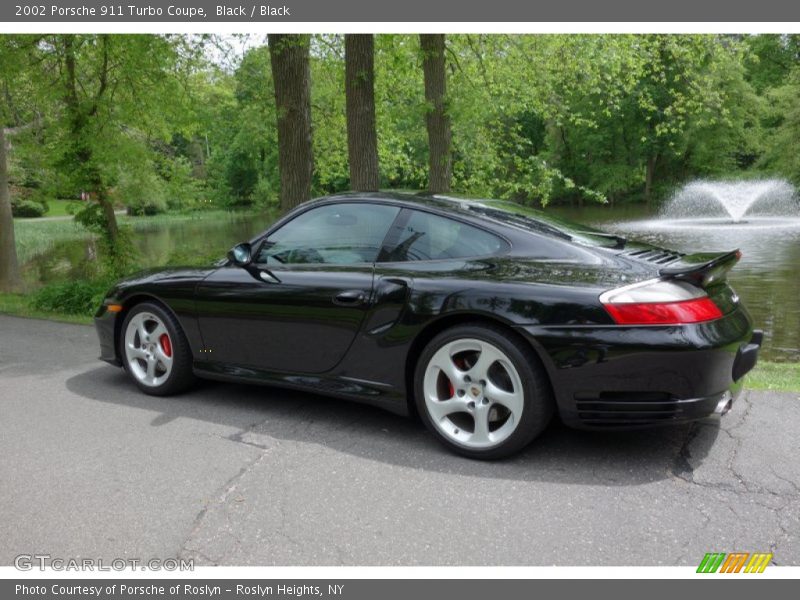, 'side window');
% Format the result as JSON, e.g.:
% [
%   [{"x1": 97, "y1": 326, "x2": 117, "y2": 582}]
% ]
[
  {"x1": 255, "y1": 203, "x2": 400, "y2": 265},
  {"x1": 380, "y1": 210, "x2": 506, "y2": 262}
]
